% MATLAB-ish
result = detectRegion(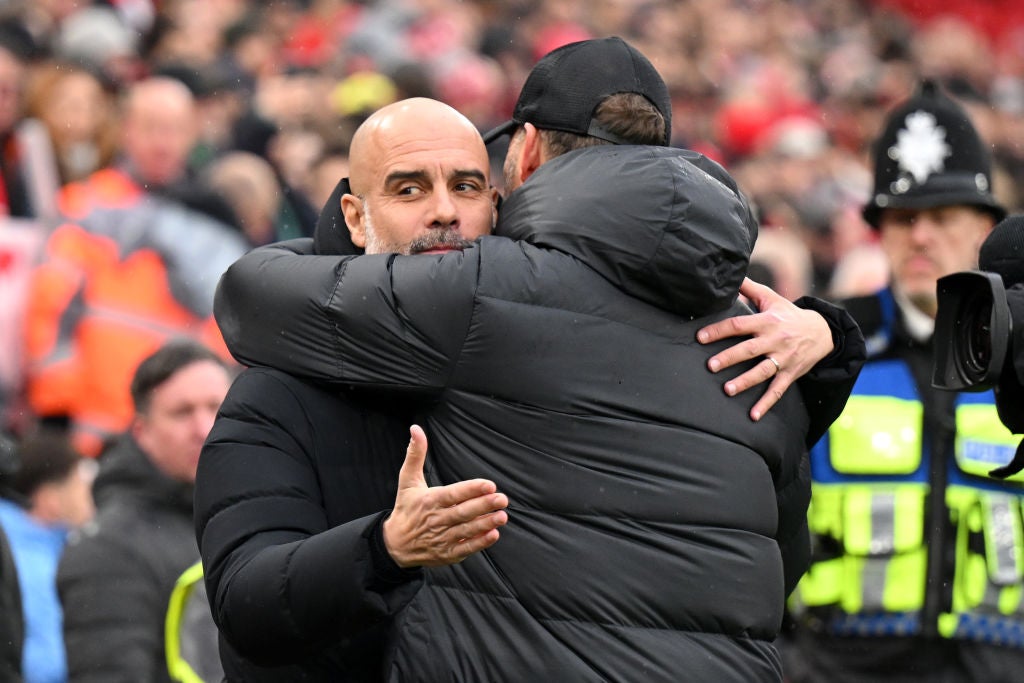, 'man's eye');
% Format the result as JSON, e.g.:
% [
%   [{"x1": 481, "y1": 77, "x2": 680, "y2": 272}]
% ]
[{"x1": 454, "y1": 182, "x2": 482, "y2": 192}]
